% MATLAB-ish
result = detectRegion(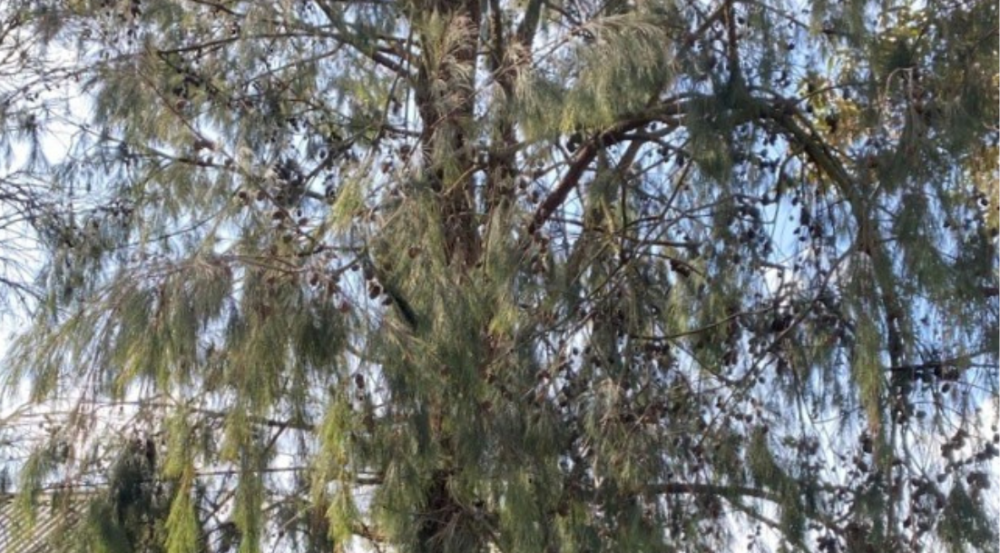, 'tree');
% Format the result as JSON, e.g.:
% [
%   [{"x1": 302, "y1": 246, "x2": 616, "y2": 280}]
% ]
[{"x1": 1, "y1": 0, "x2": 997, "y2": 552}]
